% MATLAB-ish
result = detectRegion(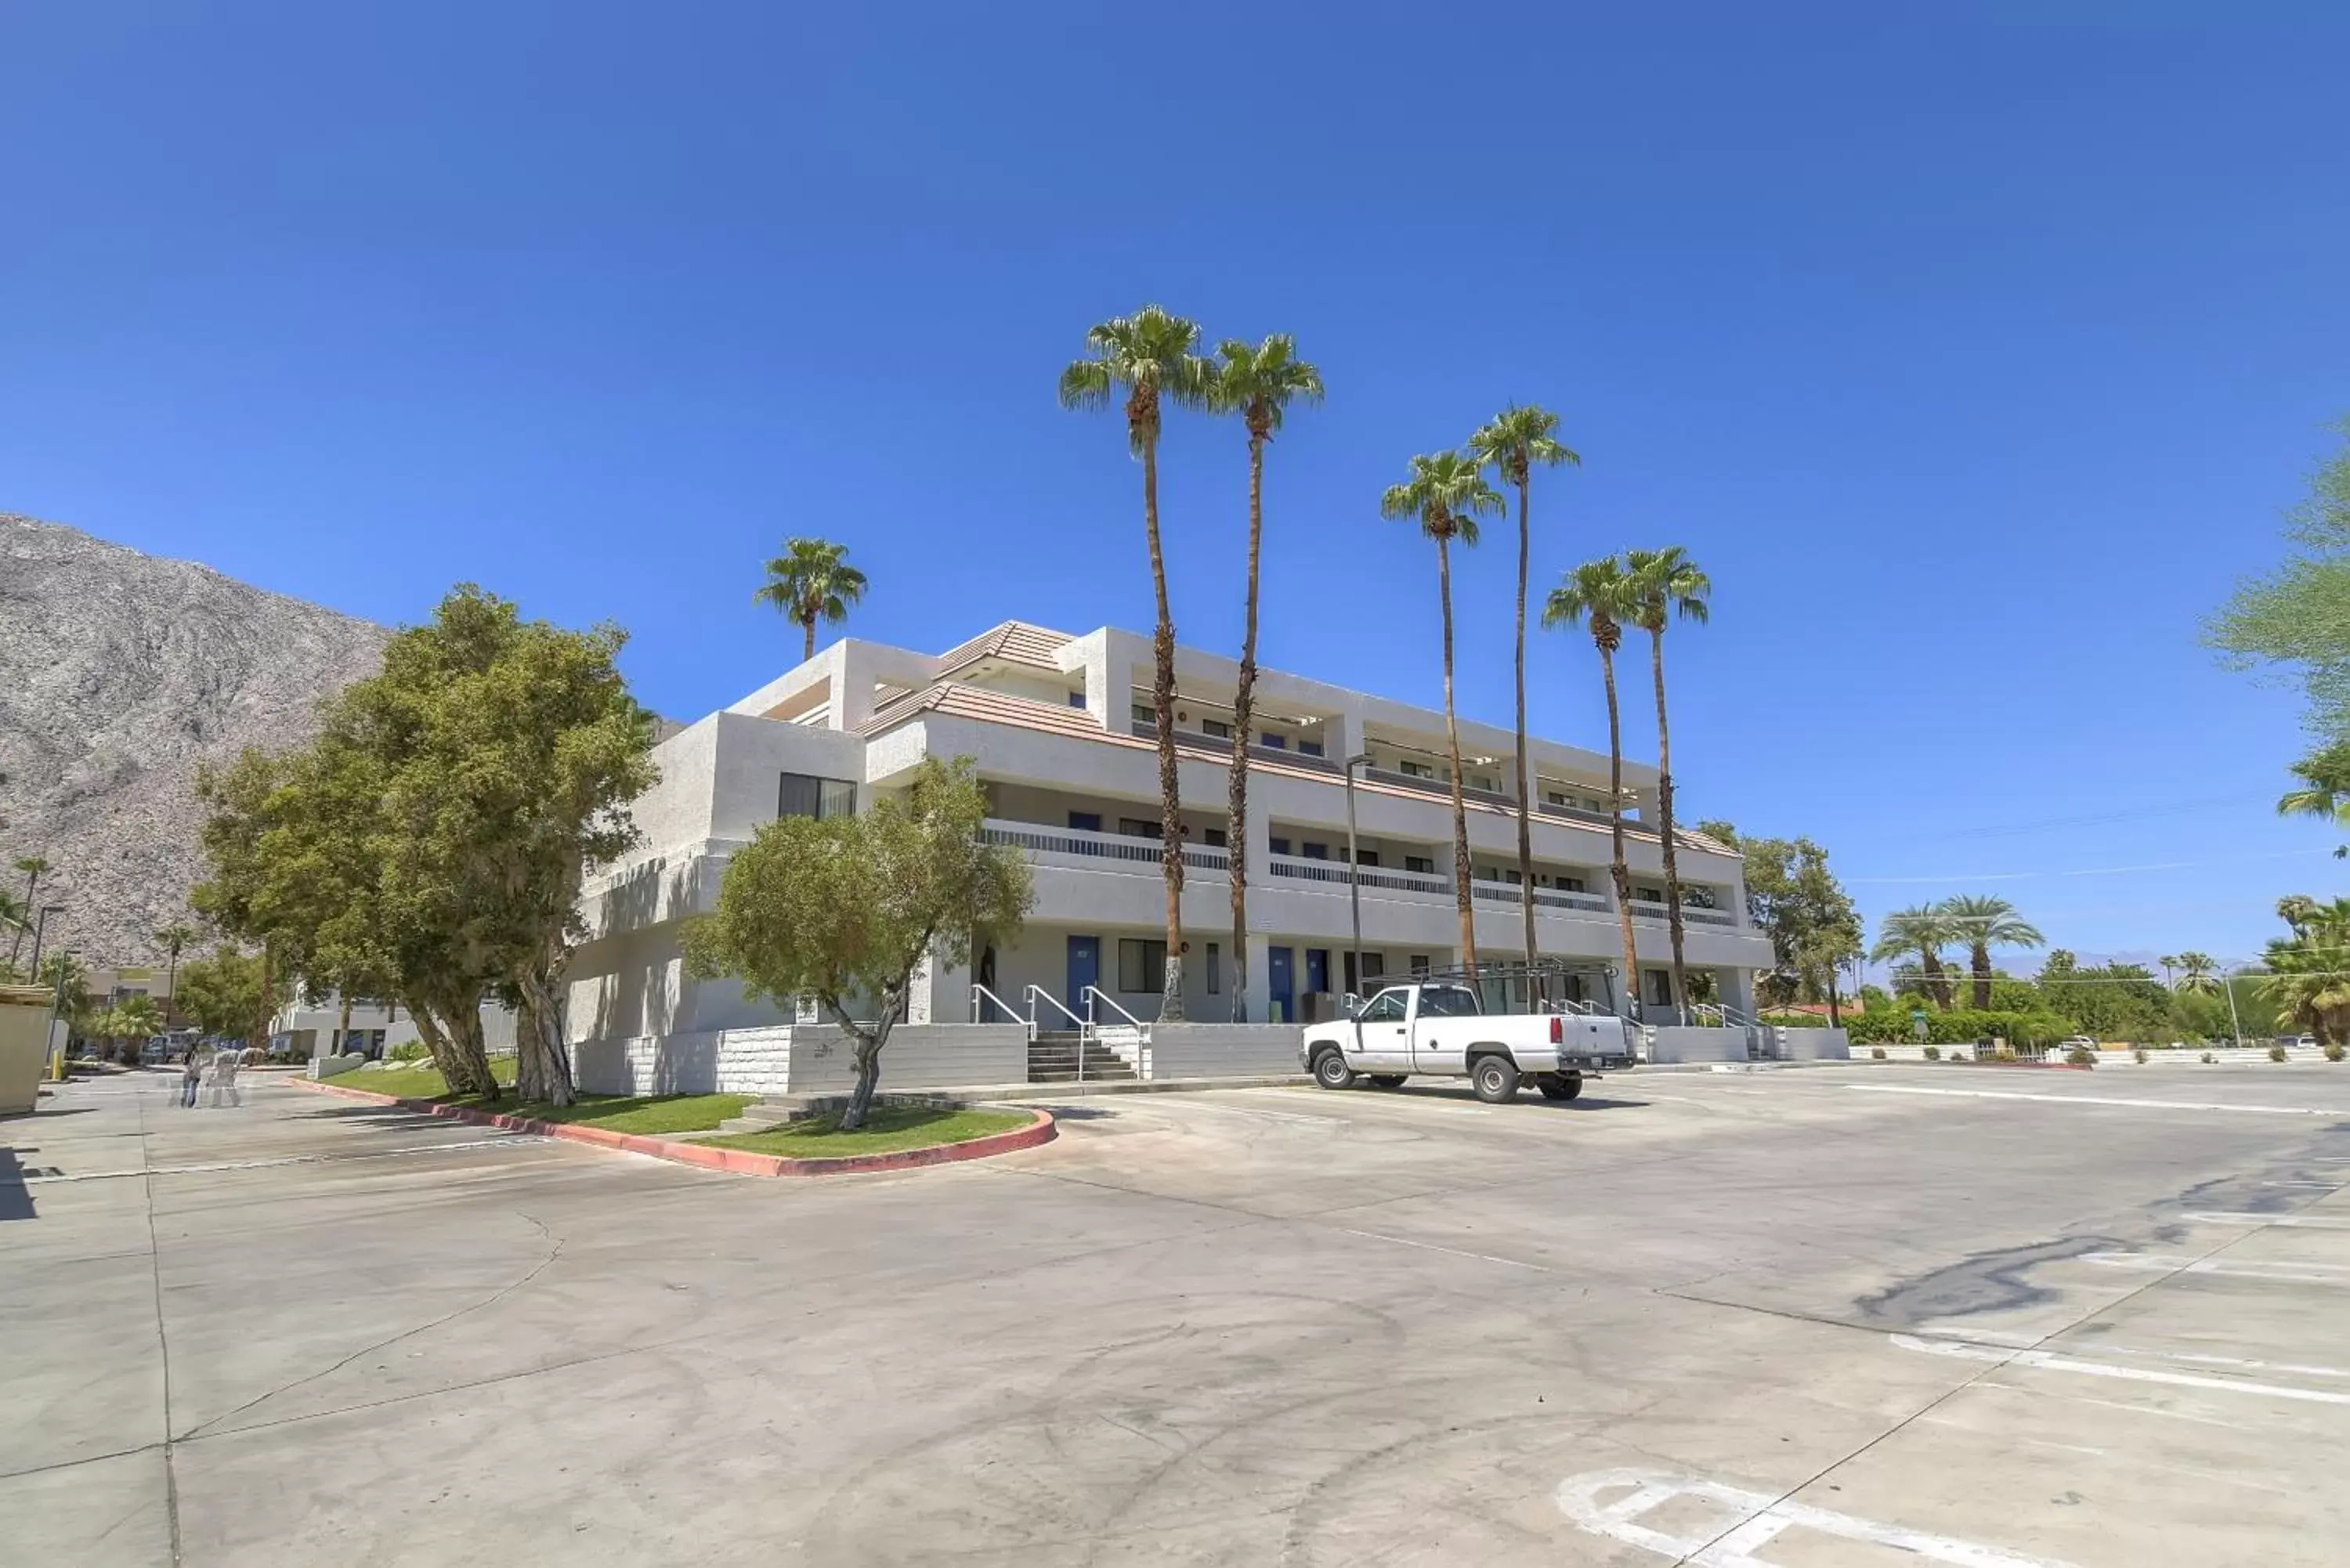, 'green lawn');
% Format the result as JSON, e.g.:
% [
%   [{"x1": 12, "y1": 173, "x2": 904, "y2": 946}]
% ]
[
  {"x1": 691, "y1": 1104, "x2": 1030, "y2": 1158},
  {"x1": 323, "y1": 1058, "x2": 750, "y2": 1135}
]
